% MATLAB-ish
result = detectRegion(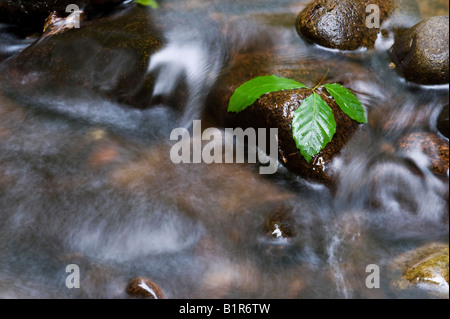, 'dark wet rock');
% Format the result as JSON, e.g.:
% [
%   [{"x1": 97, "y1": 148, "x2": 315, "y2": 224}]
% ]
[
  {"x1": 295, "y1": 0, "x2": 410, "y2": 51},
  {"x1": 205, "y1": 25, "x2": 368, "y2": 186},
  {"x1": 437, "y1": 105, "x2": 449, "y2": 139},
  {"x1": 0, "y1": 24, "x2": 36, "y2": 63},
  {"x1": 396, "y1": 132, "x2": 449, "y2": 176},
  {"x1": 390, "y1": 16, "x2": 449, "y2": 85},
  {"x1": 0, "y1": 5, "x2": 164, "y2": 109},
  {"x1": 0, "y1": 0, "x2": 124, "y2": 30},
  {"x1": 226, "y1": 86, "x2": 360, "y2": 187},
  {"x1": 126, "y1": 277, "x2": 166, "y2": 299},
  {"x1": 264, "y1": 206, "x2": 297, "y2": 239}
]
